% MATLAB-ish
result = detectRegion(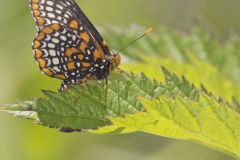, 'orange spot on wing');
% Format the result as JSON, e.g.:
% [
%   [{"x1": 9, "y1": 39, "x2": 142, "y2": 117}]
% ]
[
  {"x1": 33, "y1": 41, "x2": 41, "y2": 49},
  {"x1": 36, "y1": 32, "x2": 45, "y2": 40},
  {"x1": 33, "y1": 10, "x2": 41, "y2": 17},
  {"x1": 50, "y1": 24, "x2": 60, "y2": 31},
  {"x1": 42, "y1": 27, "x2": 53, "y2": 34},
  {"x1": 42, "y1": 68, "x2": 53, "y2": 76},
  {"x1": 37, "y1": 58, "x2": 46, "y2": 68},
  {"x1": 67, "y1": 62, "x2": 76, "y2": 70},
  {"x1": 66, "y1": 47, "x2": 78, "y2": 57},
  {"x1": 81, "y1": 68, "x2": 88, "y2": 71},
  {"x1": 82, "y1": 62, "x2": 91, "y2": 68},
  {"x1": 54, "y1": 74, "x2": 66, "y2": 80},
  {"x1": 69, "y1": 20, "x2": 79, "y2": 29},
  {"x1": 79, "y1": 42, "x2": 87, "y2": 51},
  {"x1": 94, "y1": 41, "x2": 106, "y2": 59},
  {"x1": 103, "y1": 40, "x2": 108, "y2": 46},
  {"x1": 80, "y1": 32, "x2": 90, "y2": 42},
  {"x1": 34, "y1": 49, "x2": 42, "y2": 58},
  {"x1": 93, "y1": 50, "x2": 101, "y2": 61},
  {"x1": 78, "y1": 54, "x2": 84, "y2": 60},
  {"x1": 36, "y1": 17, "x2": 45, "y2": 26},
  {"x1": 32, "y1": 4, "x2": 39, "y2": 9}
]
